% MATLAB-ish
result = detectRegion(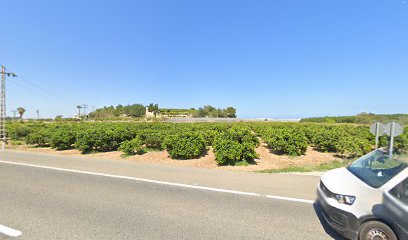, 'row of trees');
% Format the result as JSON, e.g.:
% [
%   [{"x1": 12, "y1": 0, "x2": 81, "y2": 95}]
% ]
[
  {"x1": 252, "y1": 123, "x2": 375, "y2": 157},
  {"x1": 88, "y1": 104, "x2": 237, "y2": 119},
  {"x1": 192, "y1": 105, "x2": 237, "y2": 118},
  {"x1": 89, "y1": 104, "x2": 147, "y2": 118},
  {"x1": 301, "y1": 113, "x2": 408, "y2": 125},
  {"x1": 9, "y1": 121, "x2": 408, "y2": 164},
  {"x1": 15, "y1": 122, "x2": 258, "y2": 165}
]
